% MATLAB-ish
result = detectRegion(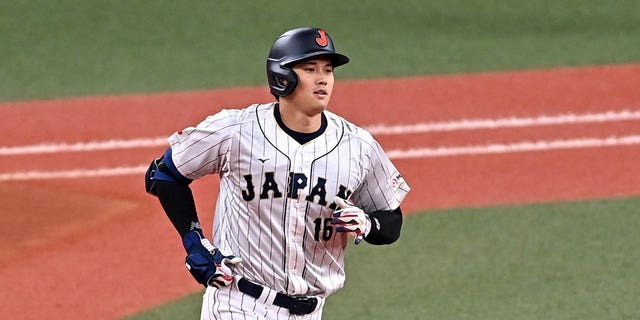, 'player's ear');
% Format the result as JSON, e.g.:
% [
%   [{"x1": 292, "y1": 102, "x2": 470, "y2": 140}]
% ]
[{"x1": 278, "y1": 77, "x2": 288, "y2": 86}]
